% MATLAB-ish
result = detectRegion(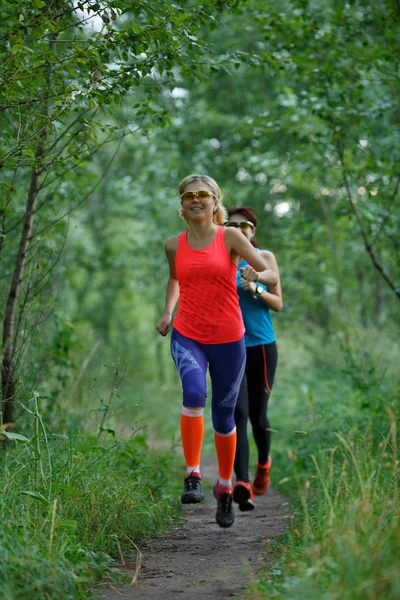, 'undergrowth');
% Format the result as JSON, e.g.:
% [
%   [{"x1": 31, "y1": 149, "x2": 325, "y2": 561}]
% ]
[
  {"x1": 247, "y1": 326, "x2": 400, "y2": 600},
  {"x1": 0, "y1": 390, "x2": 180, "y2": 600}
]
